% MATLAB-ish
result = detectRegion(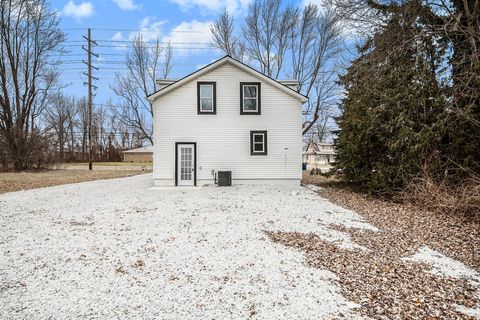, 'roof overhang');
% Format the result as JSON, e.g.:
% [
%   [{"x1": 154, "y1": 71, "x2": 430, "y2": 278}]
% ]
[{"x1": 147, "y1": 56, "x2": 308, "y2": 103}]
